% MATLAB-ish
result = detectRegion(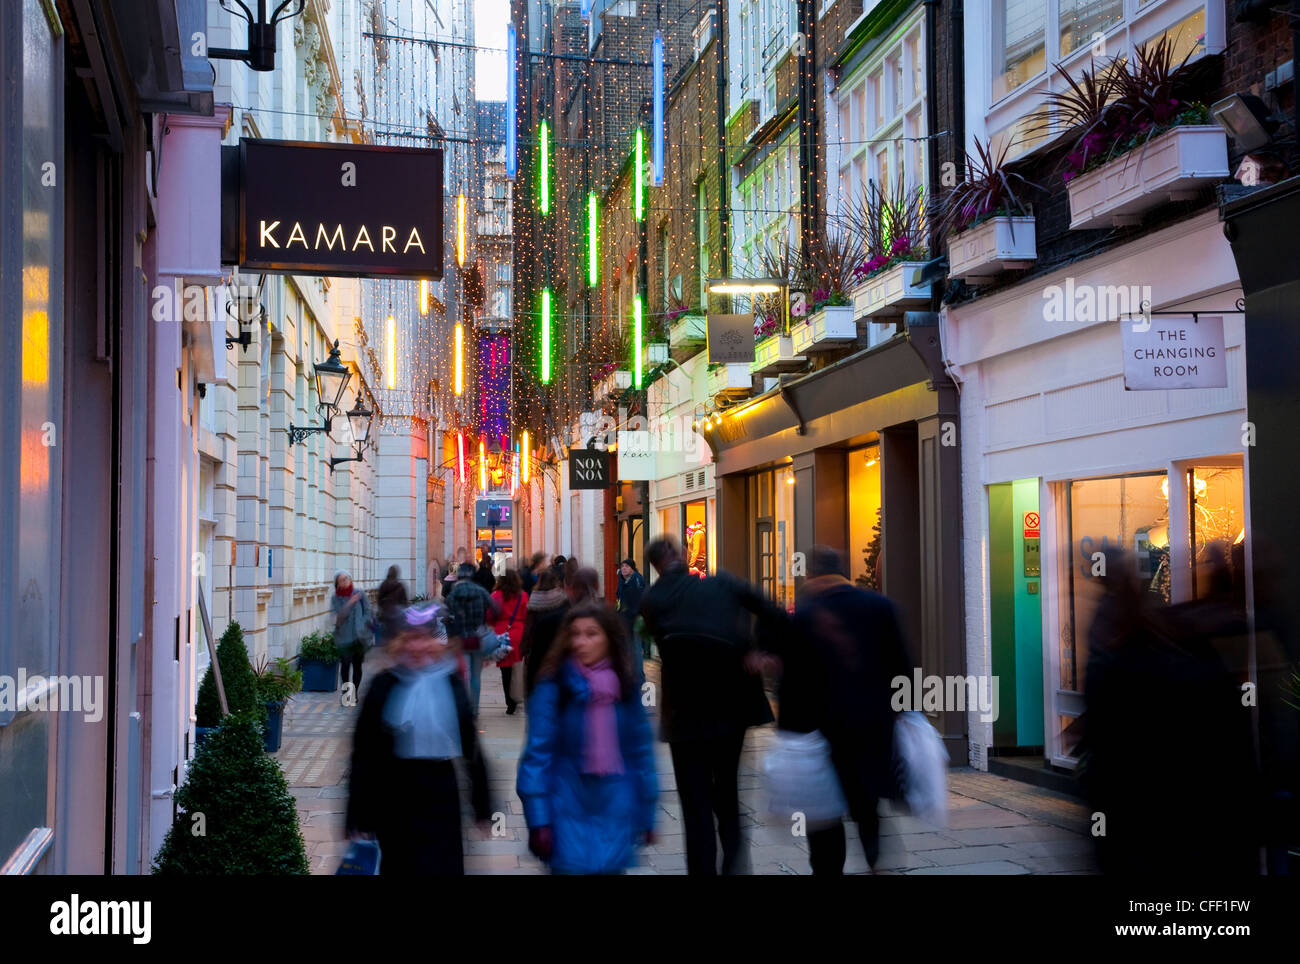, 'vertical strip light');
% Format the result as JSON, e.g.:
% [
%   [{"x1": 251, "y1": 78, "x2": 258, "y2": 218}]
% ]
[
  {"x1": 505, "y1": 22, "x2": 517, "y2": 180},
  {"x1": 539, "y1": 121, "x2": 550, "y2": 215},
  {"x1": 385, "y1": 315, "x2": 396, "y2": 389},
  {"x1": 479, "y1": 438, "x2": 488, "y2": 492},
  {"x1": 540, "y1": 289, "x2": 552, "y2": 383},
  {"x1": 456, "y1": 194, "x2": 466, "y2": 266},
  {"x1": 419, "y1": 279, "x2": 429, "y2": 315},
  {"x1": 454, "y1": 322, "x2": 464, "y2": 395},
  {"x1": 634, "y1": 127, "x2": 644, "y2": 222},
  {"x1": 652, "y1": 31, "x2": 665, "y2": 186},
  {"x1": 633, "y1": 295, "x2": 643, "y2": 388},
  {"x1": 588, "y1": 193, "x2": 598, "y2": 286},
  {"x1": 511, "y1": 446, "x2": 519, "y2": 495},
  {"x1": 521, "y1": 430, "x2": 530, "y2": 483},
  {"x1": 457, "y1": 431, "x2": 466, "y2": 486}
]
